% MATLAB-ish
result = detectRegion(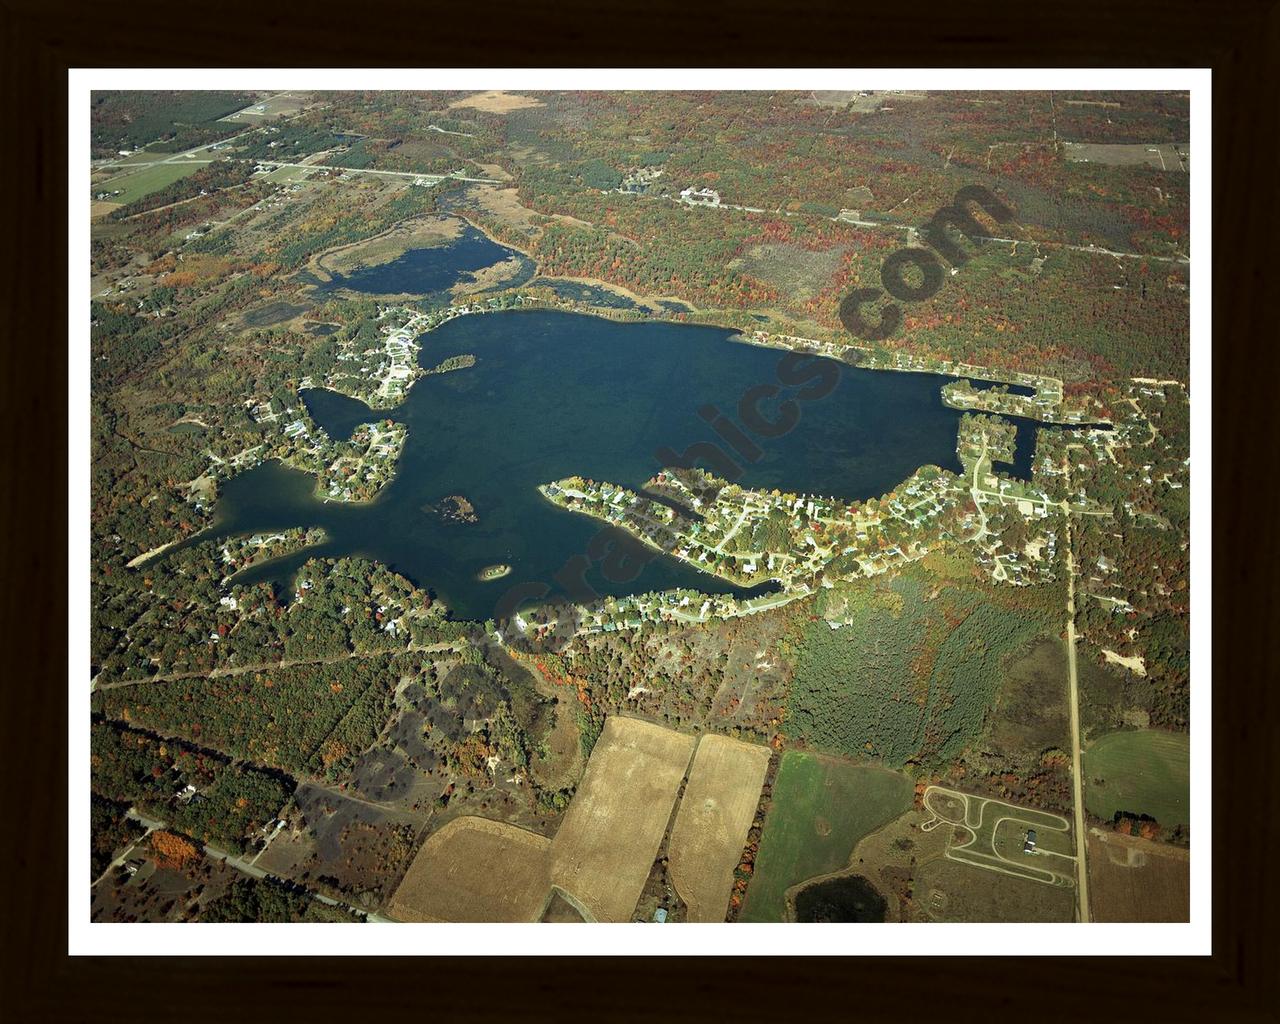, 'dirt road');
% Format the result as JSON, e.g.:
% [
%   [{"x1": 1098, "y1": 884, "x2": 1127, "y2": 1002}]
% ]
[{"x1": 1063, "y1": 468, "x2": 1092, "y2": 923}]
